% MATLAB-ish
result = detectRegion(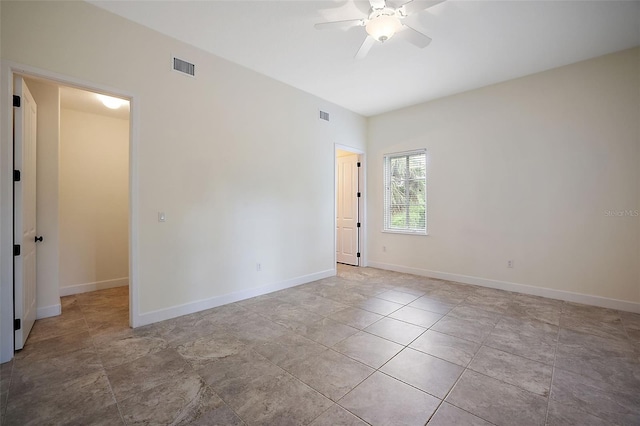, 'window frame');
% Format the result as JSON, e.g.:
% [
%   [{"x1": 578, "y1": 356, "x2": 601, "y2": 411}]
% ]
[{"x1": 383, "y1": 149, "x2": 427, "y2": 236}]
